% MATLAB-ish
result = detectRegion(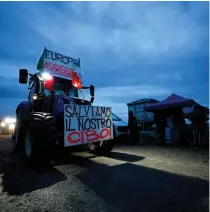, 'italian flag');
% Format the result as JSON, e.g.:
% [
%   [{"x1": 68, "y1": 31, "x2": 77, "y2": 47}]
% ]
[{"x1": 37, "y1": 52, "x2": 44, "y2": 71}]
